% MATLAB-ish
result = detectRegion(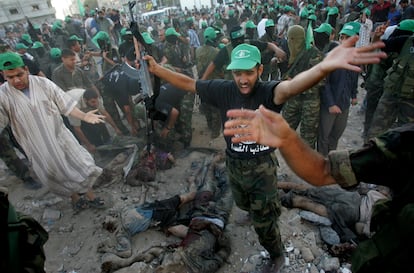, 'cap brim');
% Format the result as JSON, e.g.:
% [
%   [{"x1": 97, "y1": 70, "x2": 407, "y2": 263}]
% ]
[
  {"x1": 226, "y1": 59, "x2": 257, "y2": 70},
  {"x1": 339, "y1": 29, "x2": 356, "y2": 36}
]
